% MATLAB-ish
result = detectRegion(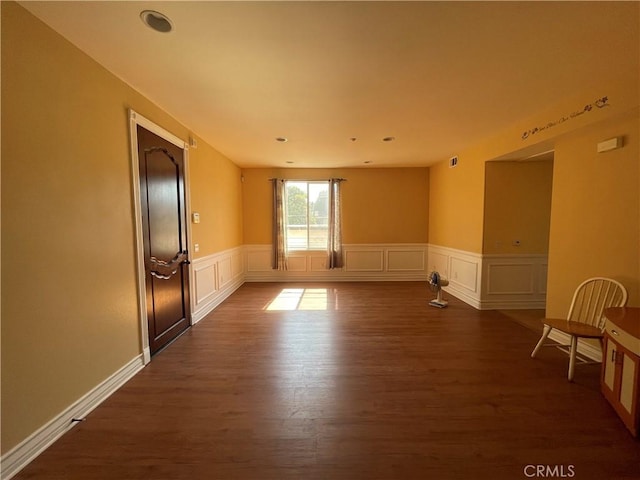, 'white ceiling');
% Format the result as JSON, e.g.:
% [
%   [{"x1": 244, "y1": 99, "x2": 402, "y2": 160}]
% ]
[{"x1": 20, "y1": 1, "x2": 639, "y2": 168}]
